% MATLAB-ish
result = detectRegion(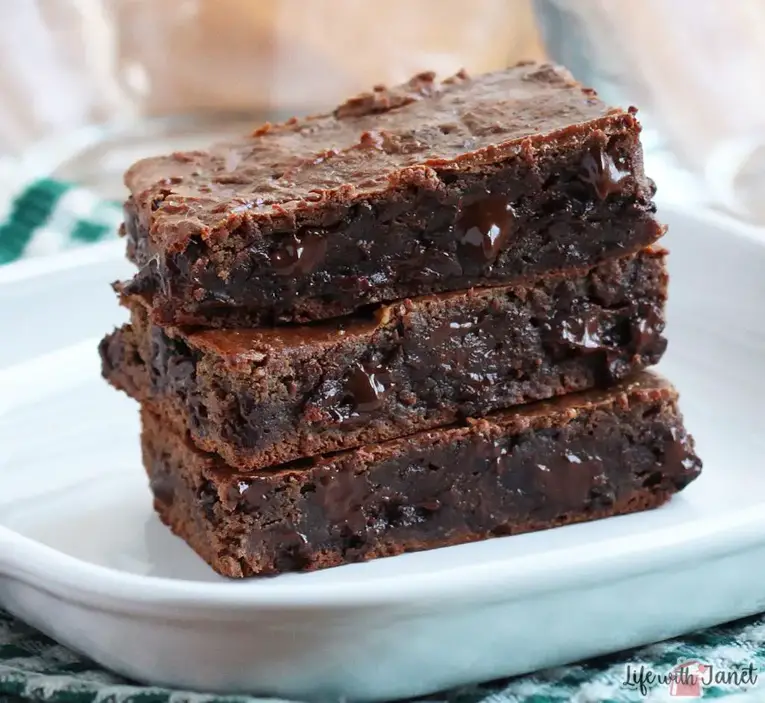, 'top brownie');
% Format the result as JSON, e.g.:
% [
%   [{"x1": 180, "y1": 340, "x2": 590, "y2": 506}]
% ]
[{"x1": 122, "y1": 62, "x2": 662, "y2": 327}]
